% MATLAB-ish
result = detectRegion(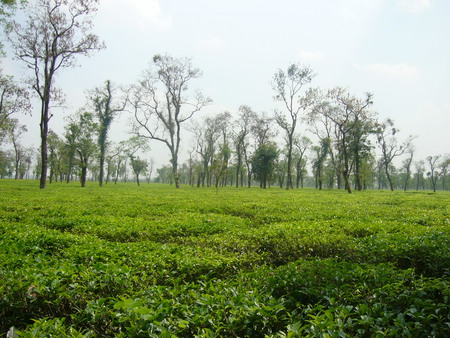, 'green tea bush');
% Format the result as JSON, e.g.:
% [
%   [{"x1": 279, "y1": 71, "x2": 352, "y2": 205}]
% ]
[{"x1": 0, "y1": 180, "x2": 449, "y2": 336}]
